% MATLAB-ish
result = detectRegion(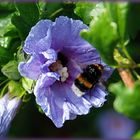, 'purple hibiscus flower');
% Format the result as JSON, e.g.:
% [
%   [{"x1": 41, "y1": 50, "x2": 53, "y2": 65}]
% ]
[
  {"x1": 18, "y1": 16, "x2": 113, "y2": 128},
  {"x1": 0, "y1": 93, "x2": 21, "y2": 136}
]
